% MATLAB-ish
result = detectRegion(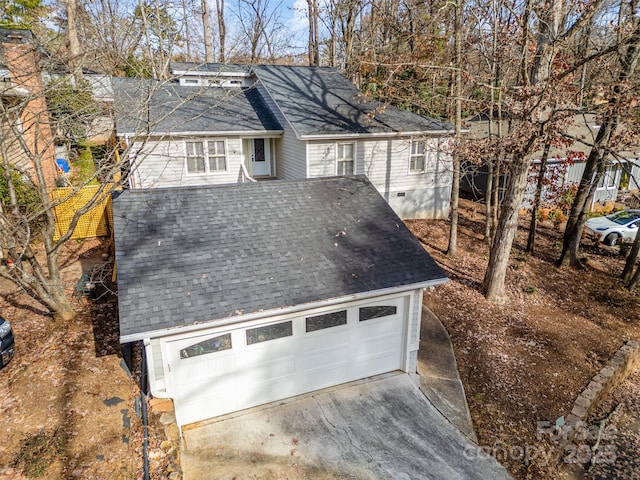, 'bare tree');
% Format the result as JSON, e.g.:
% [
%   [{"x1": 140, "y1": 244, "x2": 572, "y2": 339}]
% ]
[
  {"x1": 482, "y1": 0, "x2": 603, "y2": 302},
  {"x1": 202, "y1": 0, "x2": 214, "y2": 62},
  {"x1": 231, "y1": 0, "x2": 289, "y2": 63},
  {"x1": 216, "y1": 0, "x2": 226, "y2": 62},
  {"x1": 446, "y1": 0, "x2": 464, "y2": 258},
  {"x1": 558, "y1": 7, "x2": 640, "y2": 268},
  {"x1": 307, "y1": 0, "x2": 319, "y2": 66}
]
